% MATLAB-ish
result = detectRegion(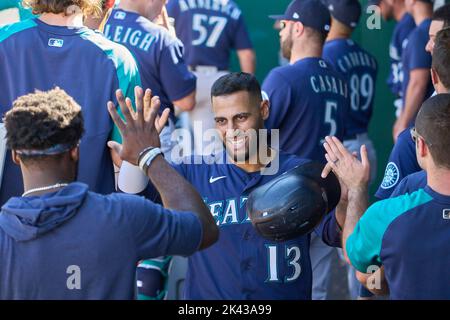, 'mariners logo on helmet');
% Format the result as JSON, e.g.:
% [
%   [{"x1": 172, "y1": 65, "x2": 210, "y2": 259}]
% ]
[{"x1": 381, "y1": 162, "x2": 399, "y2": 189}]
